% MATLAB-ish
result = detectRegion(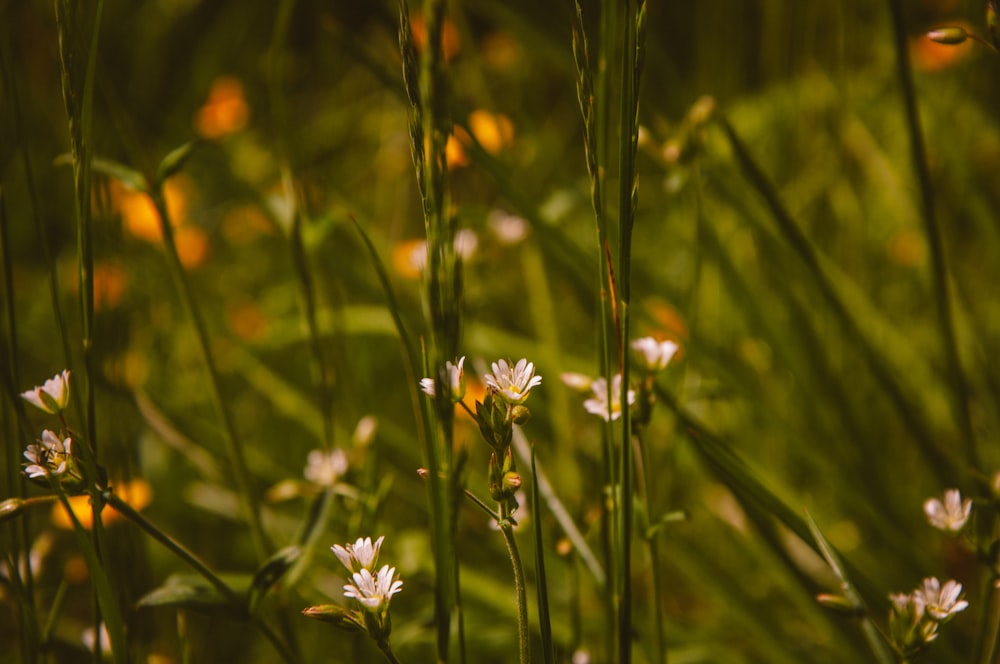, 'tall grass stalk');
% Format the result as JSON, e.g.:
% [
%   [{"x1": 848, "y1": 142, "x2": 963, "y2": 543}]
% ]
[
  {"x1": 0, "y1": 192, "x2": 41, "y2": 664},
  {"x1": 52, "y1": 1, "x2": 120, "y2": 660},
  {"x1": 149, "y1": 185, "x2": 271, "y2": 561},
  {"x1": 397, "y1": 1, "x2": 463, "y2": 659},
  {"x1": 884, "y1": 0, "x2": 977, "y2": 475}
]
